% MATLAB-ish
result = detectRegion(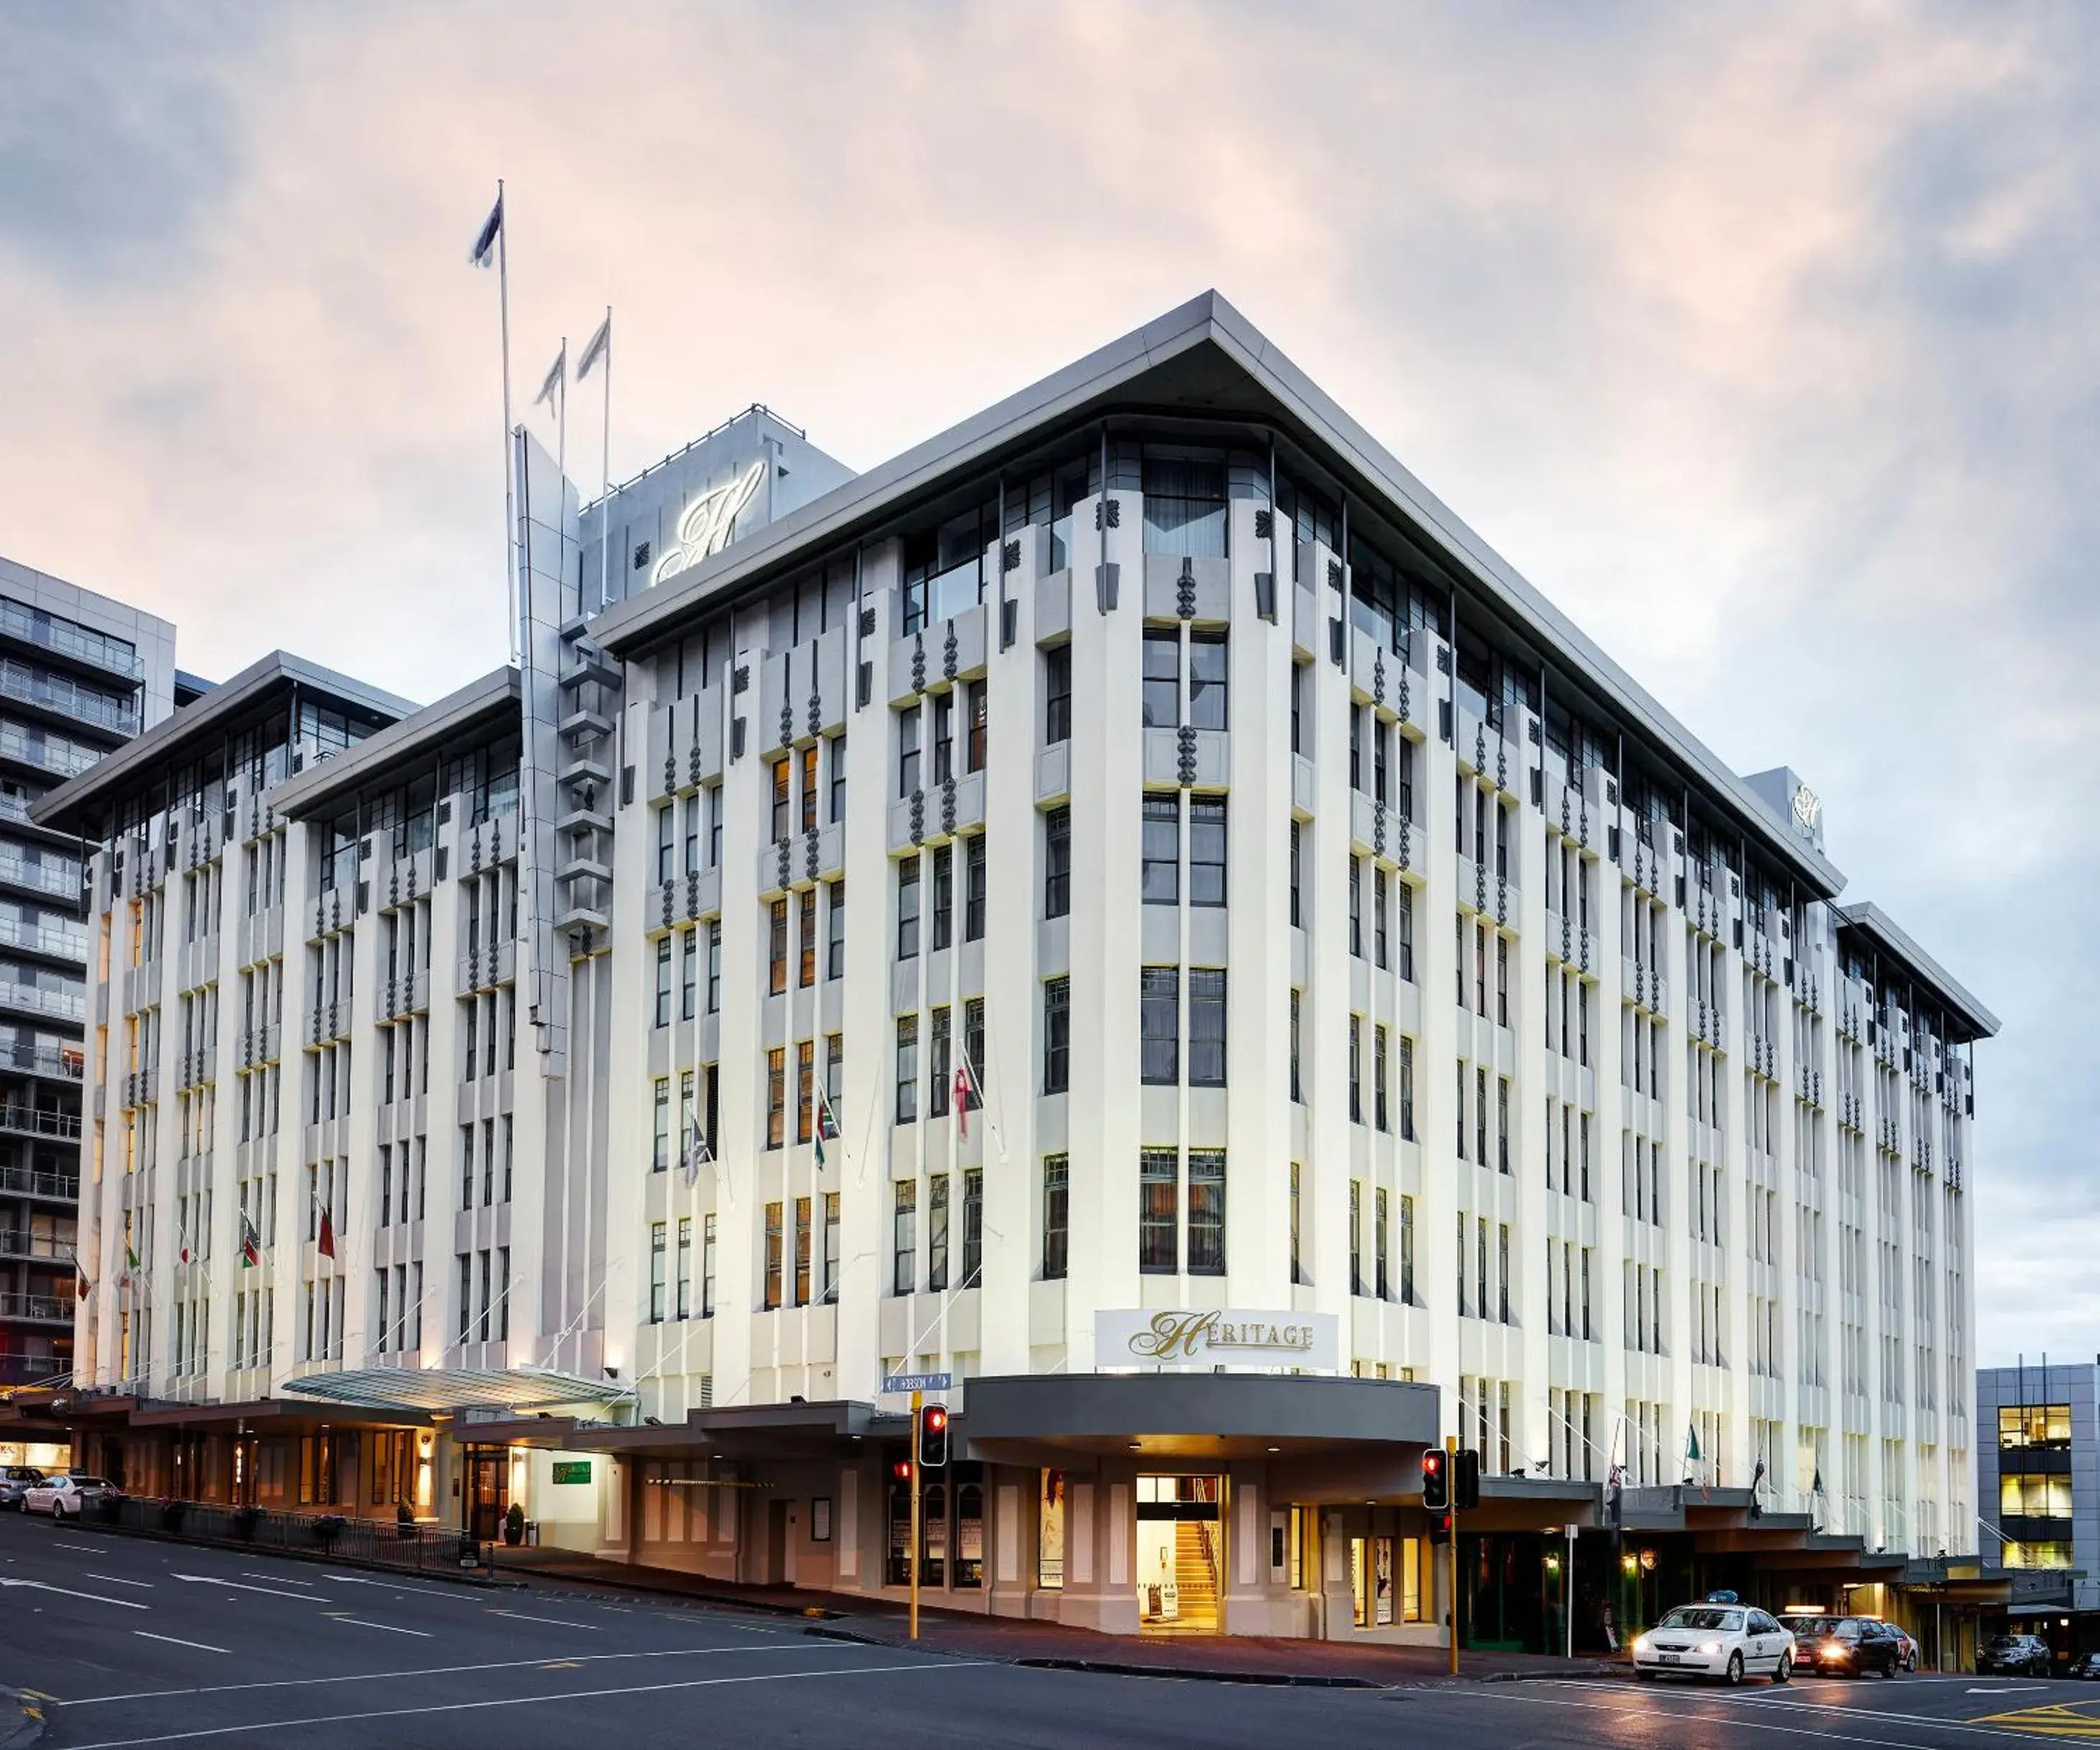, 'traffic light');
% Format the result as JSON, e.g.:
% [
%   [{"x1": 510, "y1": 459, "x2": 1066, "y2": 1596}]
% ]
[
  {"x1": 890, "y1": 1457, "x2": 912, "y2": 1483},
  {"x1": 1421, "y1": 1447, "x2": 1448, "y2": 1510},
  {"x1": 1454, "y1": 1447, "x2": 1481, "y2": 1510},
  {"x1": 917, "y1": 1403, "x2": 950, "y2": 1469}
]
